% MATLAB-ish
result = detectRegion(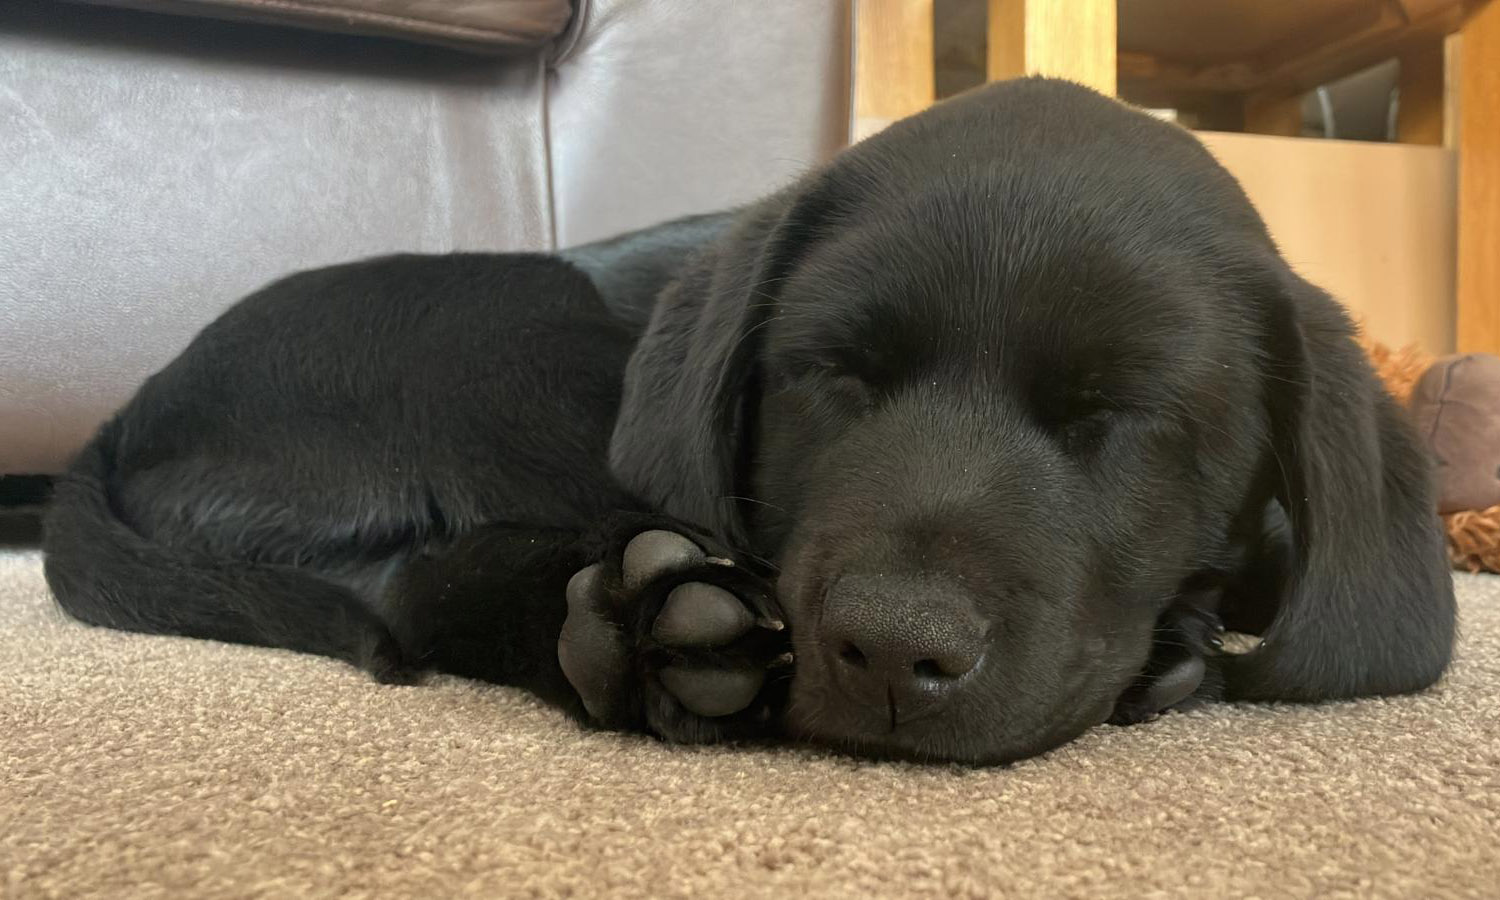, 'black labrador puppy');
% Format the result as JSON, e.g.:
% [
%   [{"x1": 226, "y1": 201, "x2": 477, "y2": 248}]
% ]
[{"x1": 43, "y1": 80, "x2": 1456, "y2": 765}]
